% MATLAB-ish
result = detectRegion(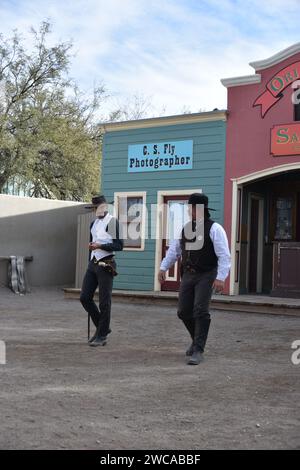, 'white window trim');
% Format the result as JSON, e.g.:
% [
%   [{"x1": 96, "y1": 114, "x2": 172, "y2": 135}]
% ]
[
  {"x1": 114, "y1": 191, "x2": 147, "y2": 252},
  {"x1": 154, "y1": 188, "x2": 202, "y2": 291}
]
